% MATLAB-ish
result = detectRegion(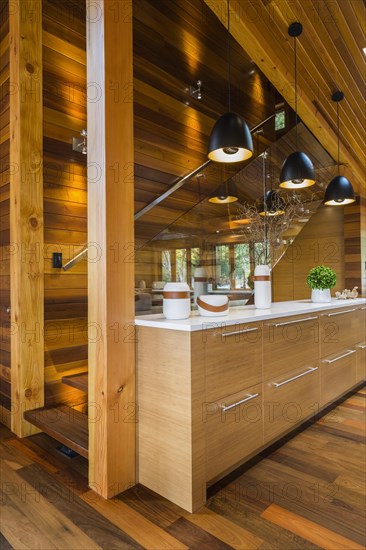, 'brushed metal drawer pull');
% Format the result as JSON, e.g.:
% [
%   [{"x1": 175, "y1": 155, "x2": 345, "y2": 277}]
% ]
[
  {"x1": 270, "y1": 316, "x2": 318, "y2": 327},
  {"x1": 325, "y1": 309, "x2": 356, "y2": 317},
  {"x1": 221, "y1": 393, "x2": 259, "y2": 412},
  {"x1": 273, "y1": 366, "x2": 318, "y2": 388},
  {"x1": 323, "y1": 349, "x2": 356, "y2": 364},
  {"x1": 356, "y1": 343, "x2": 366, "y2": 349},
  {"x1": 221, "y1": 327, "x2": 259, "y2": 337}
]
